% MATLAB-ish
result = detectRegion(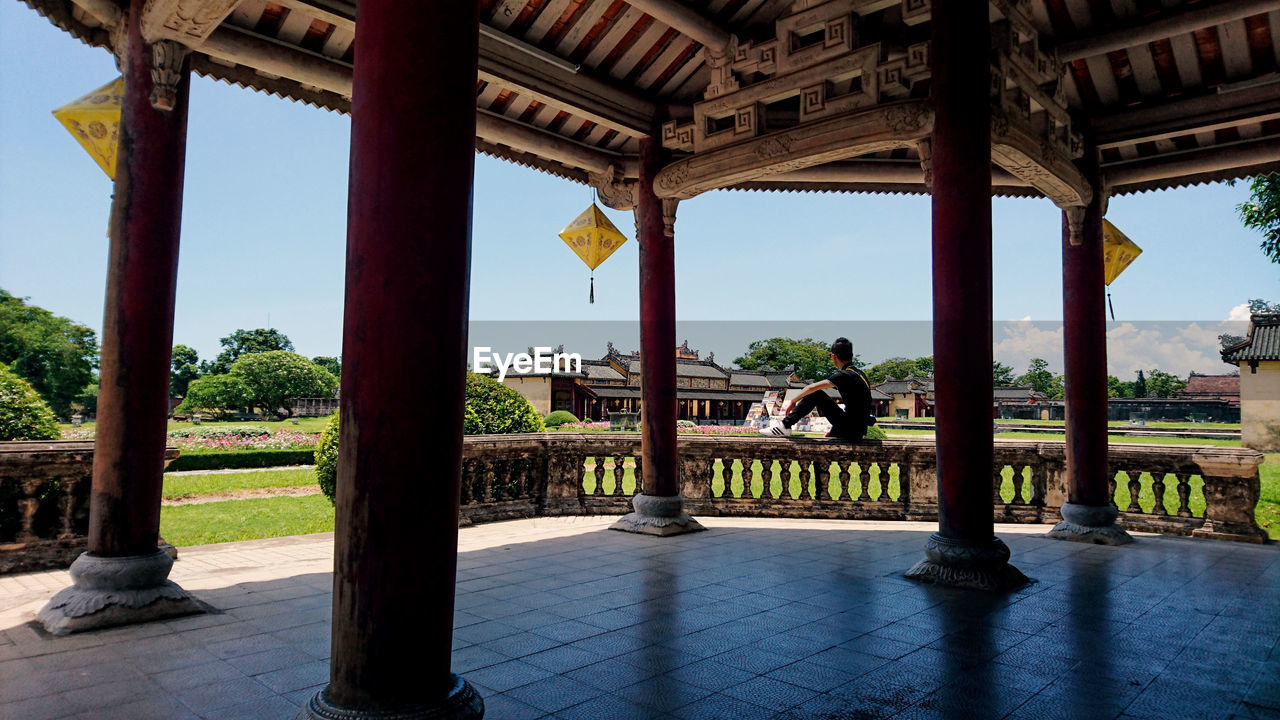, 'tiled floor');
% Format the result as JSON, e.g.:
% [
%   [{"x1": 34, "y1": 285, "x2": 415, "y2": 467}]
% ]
[{"x1": 1, "y1": 517, "x2": 1278, "y2": 719}]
